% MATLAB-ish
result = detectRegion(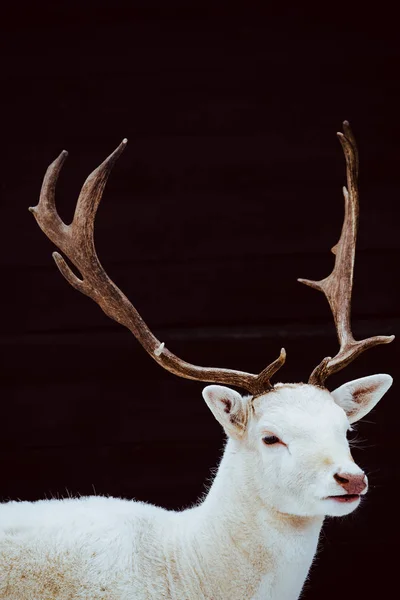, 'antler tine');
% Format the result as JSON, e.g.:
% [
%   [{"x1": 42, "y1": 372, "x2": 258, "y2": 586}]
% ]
[
  {"x1": 29, "y1": 150, "x2": 69, "y2": 241},
  {"x1": 298, "y1": 121, "x2": 394, "y2": 386},
  {"x1": 30, "y1": 141, "x2": 286, "y2": 395},
  {"x1": 73, "y1": 139, "x2": 128, "y2": 248}
]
